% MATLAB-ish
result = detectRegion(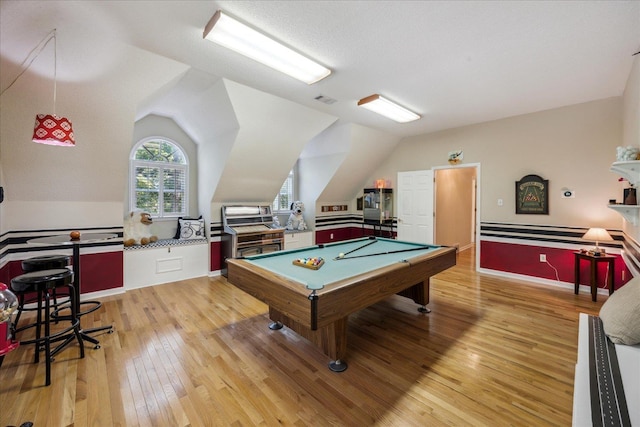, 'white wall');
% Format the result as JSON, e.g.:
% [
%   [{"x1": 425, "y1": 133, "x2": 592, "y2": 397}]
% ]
[
  {"x1": 369, "y1": 97, "x2": 623, "y2": 230},
  {"x1": 319, "y1": 124, "x2": 401, "y2": 204},
  {"x1": 622, "y1": 55, "x2": 640, "y2": 240},
  {"x1": 0, "y1": 42, "x2": 188, "y2": 231},
  {"x1": 210, "y1": 80, "x2": 337, "y2": 222},
  {"x1": 0, "y1": 164, "x2": 5, "y2": 234},
  {"x1": 623, "y1": 56, "x2": 640, "y2": 148}
]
